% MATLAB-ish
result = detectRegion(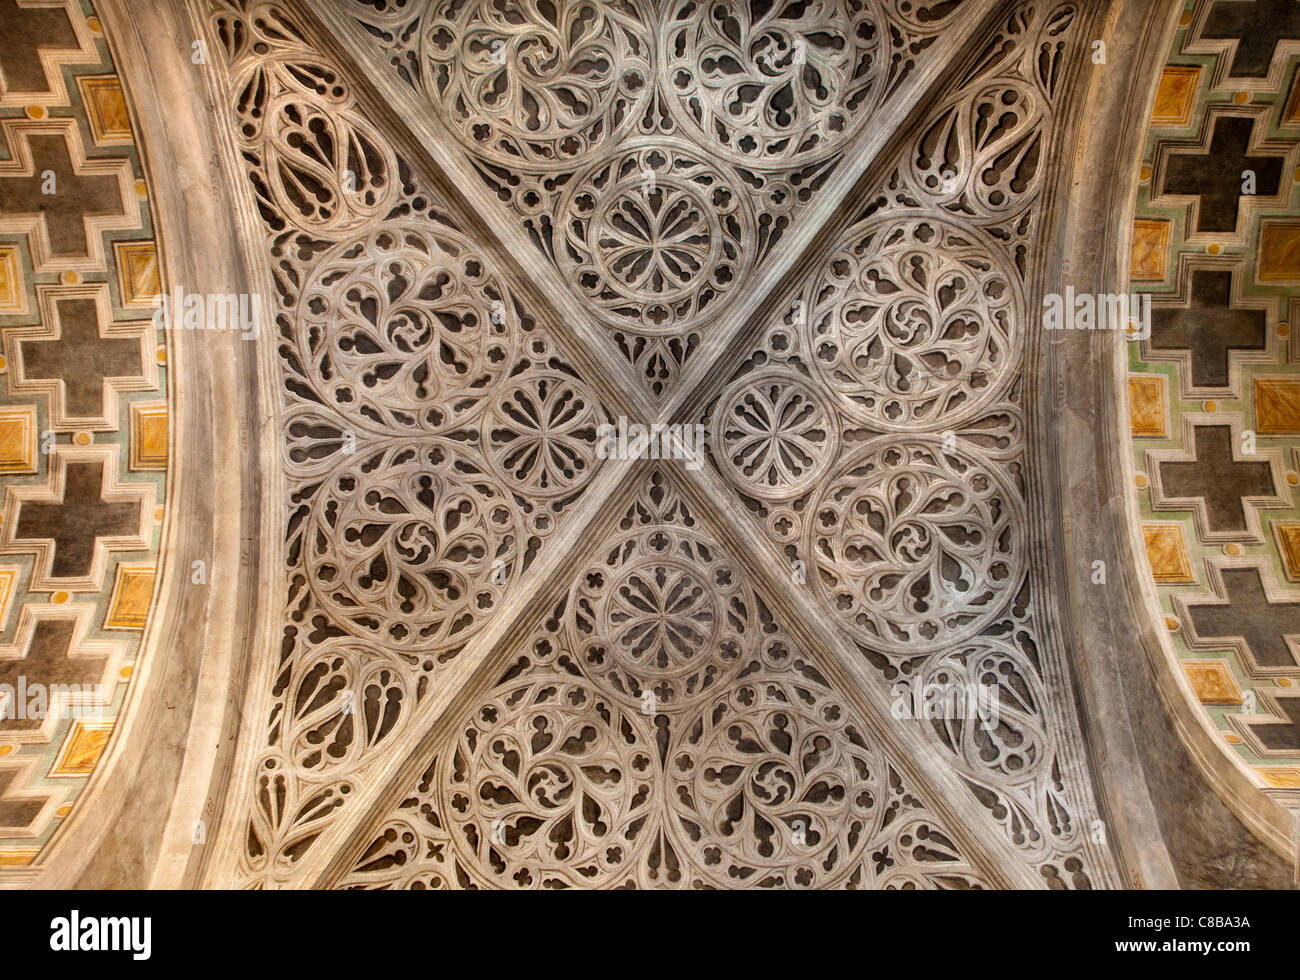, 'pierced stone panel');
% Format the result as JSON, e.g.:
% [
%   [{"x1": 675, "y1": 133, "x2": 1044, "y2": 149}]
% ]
[
  {"x1": 417, "y1": 0, "x2": 652, "y2": 168},
  {"x1": 660, "y1": 0, "x2": 882, "y2": 166},
  {"x1": 803, "y1": 215, "x2": 1022, "y2": 431},
  {"x1": 341, "y1": 0, "x2": 972, "y2": 402},
  {"x1": 295, "y1": 223, "x2": 520, "y2": 434},
  {"x1": 301, "y1": 439, "x2": 528, "y2": 651},
  {"x1": 700, "y1": 1, "x2": 1118, "y2": 888},
  {"x1": 554, "y1": 143, "x2": 755, "y2": 340},
  {"x1": 809, "y1": 436, "x2": 1026, "y2": 654},
  {"x1": 567, "y1": 510, "x2": 754, "y2": 712},
  {"x1": 339, "y1": 469, "x2": 993, "y2": 889},
  {"x1": 202, "y1": 1, "x2": 610, "y2": 887},
  {"x1": 185, "y1": 0, "x2": 1133, "y2": 891},
  {"x1": 714, "y1": 371, "x2": 839, "y2": 497}
]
